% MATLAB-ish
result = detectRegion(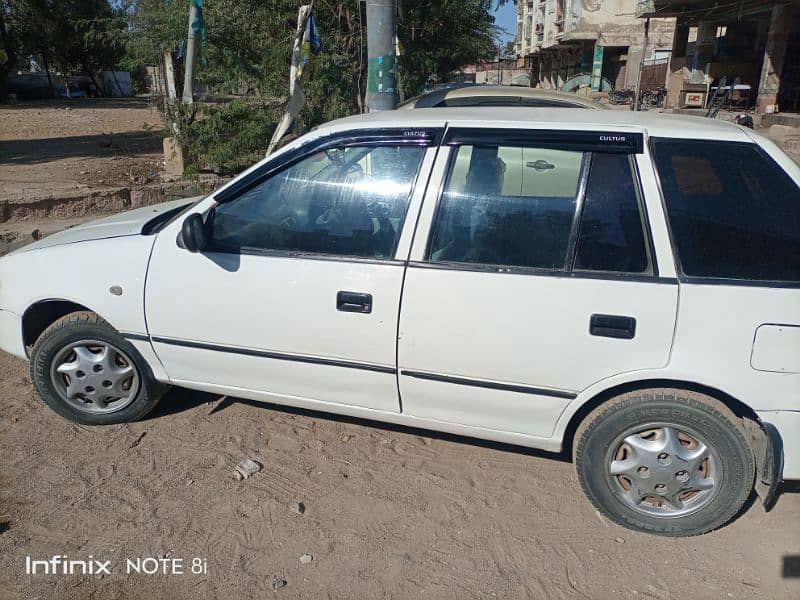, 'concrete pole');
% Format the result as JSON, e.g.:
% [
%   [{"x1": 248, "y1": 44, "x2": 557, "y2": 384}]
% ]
[
  {"x1": 182, "y1": 1, "x2": 198, "y2": 105},
  {"x1": 366, "y1": 0, "x2": 398, "y2": 111},
  {"x1": 633, "y1": 17, "x2": 649, "y2": 111},
  {"x1": 756, "y1": 2, "x2": 791, "y2": 114},
  {"x1": 664, "y1": 24, "x2": 690, "y2": 108}
]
